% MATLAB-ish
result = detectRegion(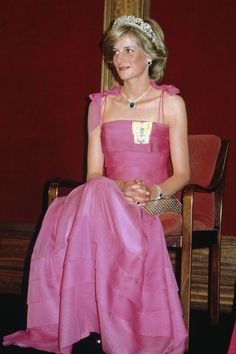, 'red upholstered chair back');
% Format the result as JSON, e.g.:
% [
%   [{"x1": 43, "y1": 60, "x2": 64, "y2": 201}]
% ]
[{"x1": 188, "y1": 135, "x2": 221, "y2": 230}]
